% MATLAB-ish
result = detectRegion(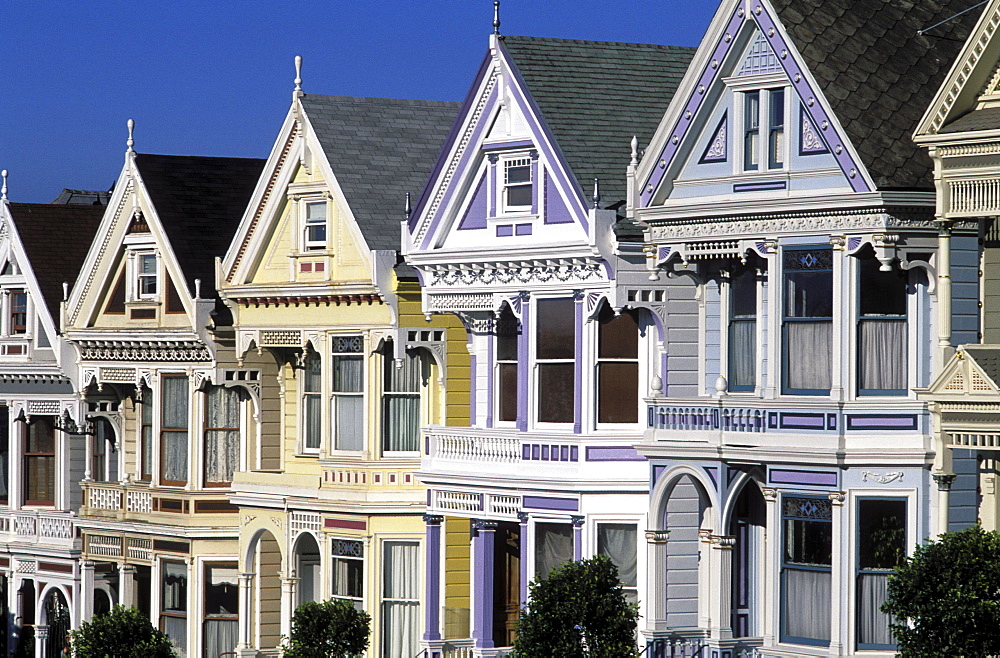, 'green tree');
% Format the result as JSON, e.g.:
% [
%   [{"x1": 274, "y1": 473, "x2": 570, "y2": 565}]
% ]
[
  {"x1": 70, "y1": 605, "x2": 176, "y2": 658},
  {"x1": 883, "y1": 524, "x2": 1000, "y2": 657},
  {"x1": 282, "y1": 599, "x2": 371, "y2": 658},
  {"x1": 511, "y1": 554, "x2": 638, "y2": 657}
]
